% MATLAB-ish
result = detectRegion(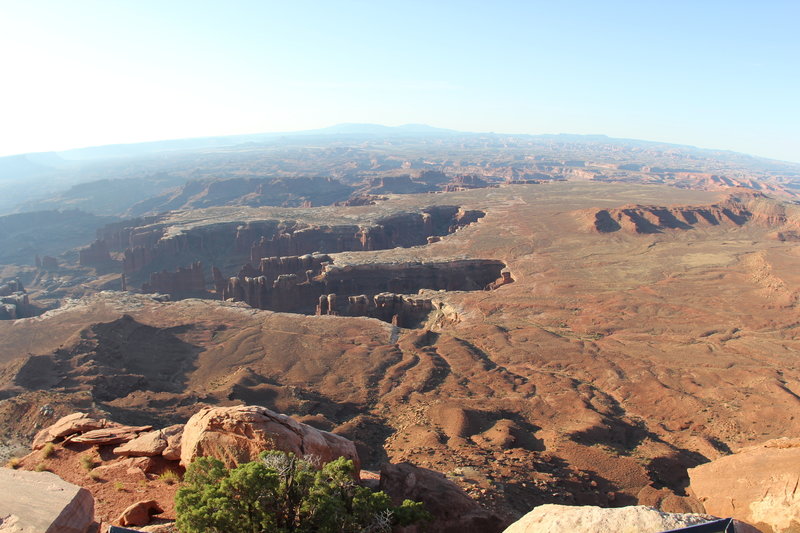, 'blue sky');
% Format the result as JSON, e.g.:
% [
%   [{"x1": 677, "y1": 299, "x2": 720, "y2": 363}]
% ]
[{"x1": 1, "y1": 1, "x2": 798, "y2": 161}]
